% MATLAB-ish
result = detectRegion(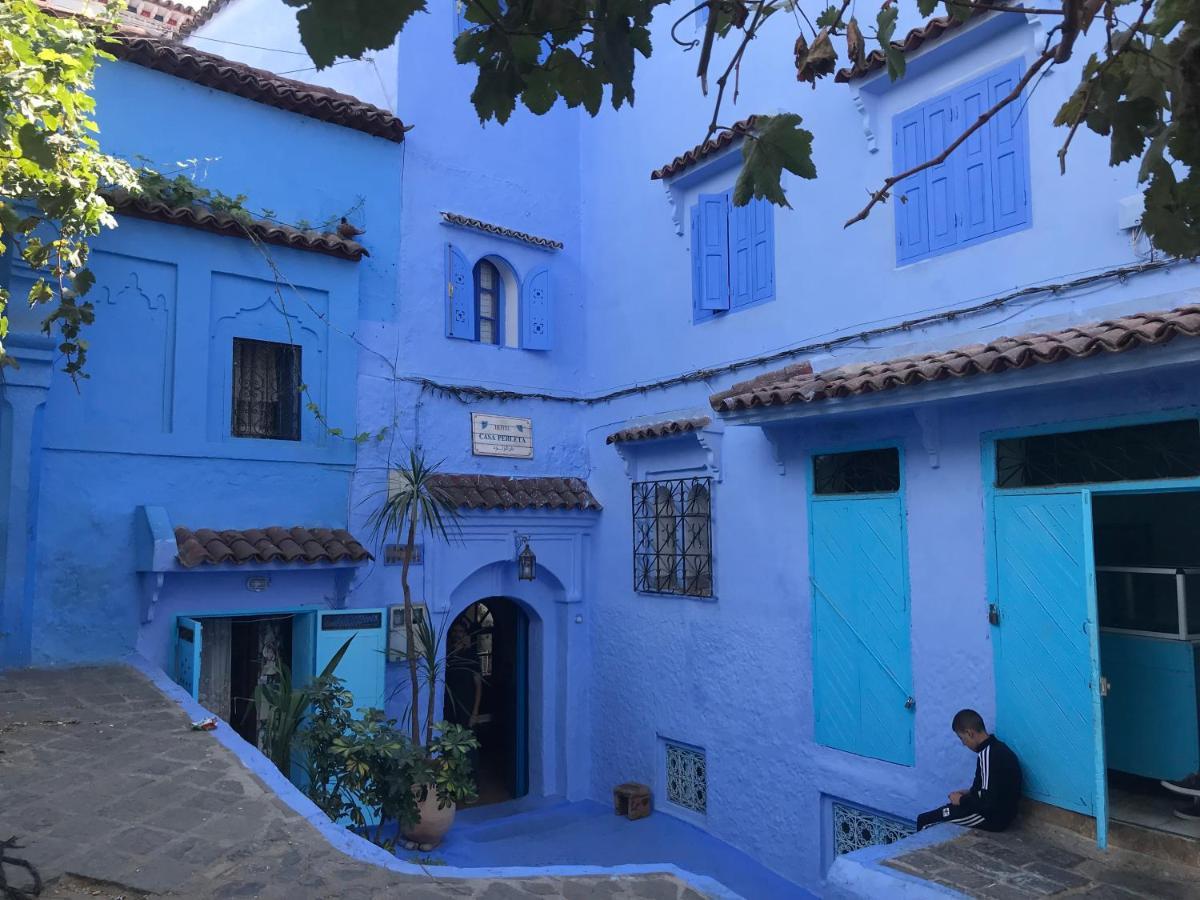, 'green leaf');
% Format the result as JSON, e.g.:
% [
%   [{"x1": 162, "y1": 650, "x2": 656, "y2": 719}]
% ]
[
  {"x1": 734, "y1": 113, "x2": 817, "y2": 208},
  {"x1": 72, "y1": 268, "x2": 95, "y2": 296},
  {"x1": 291, "y1": 0, "x2": 427, "y2": 69},
  {"x1": 521, "y1": 69, "x2": 558, "y2": 116},
  {"x1": 815, "y1": 6, "x2": 841, "y2": 28},
  {"x1": 18, "y1": 123, "x2": 55, "y2": 168}
]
